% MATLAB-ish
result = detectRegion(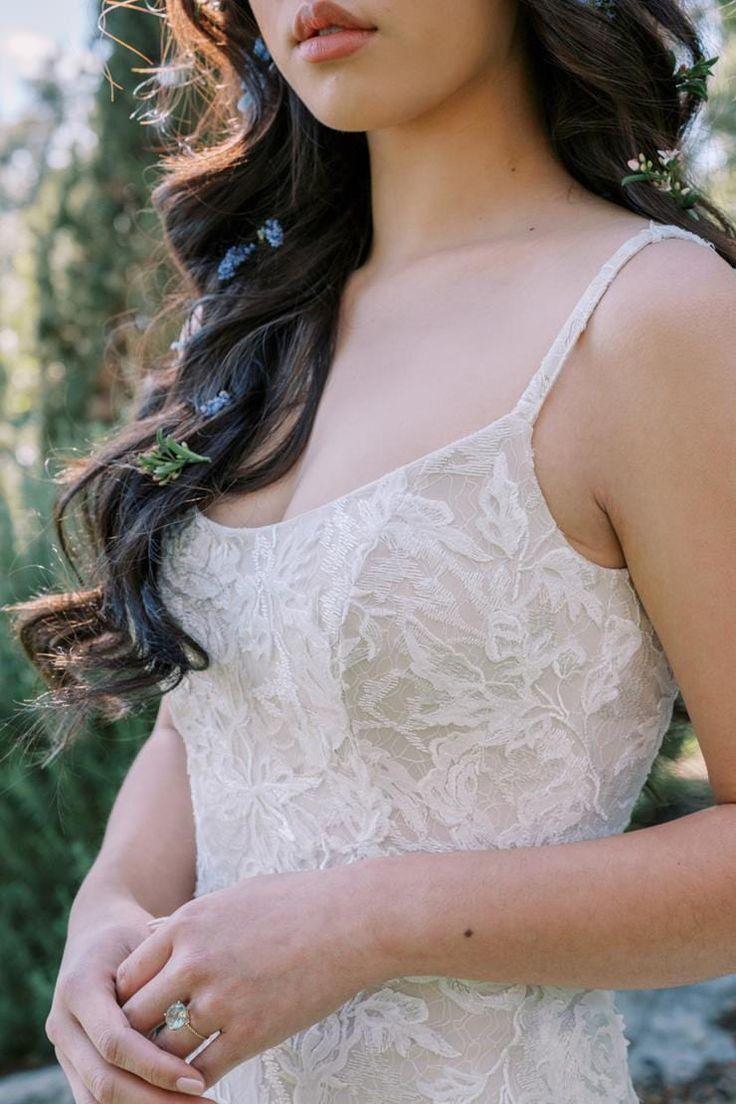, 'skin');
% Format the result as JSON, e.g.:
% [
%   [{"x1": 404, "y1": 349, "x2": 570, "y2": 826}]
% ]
[
  {"x1": 204, "y1": 0, "x2": 642, "y2": 566},
  {"x1": 47, "y1": 0, "x2": 736, "y2": 1099}
]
